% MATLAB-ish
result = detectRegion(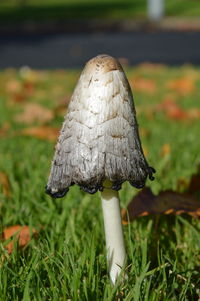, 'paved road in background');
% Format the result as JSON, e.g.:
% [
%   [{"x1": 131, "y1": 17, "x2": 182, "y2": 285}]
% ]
[{"x1": 0, "y1": 31, "x2": 200, "y2": 68}]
